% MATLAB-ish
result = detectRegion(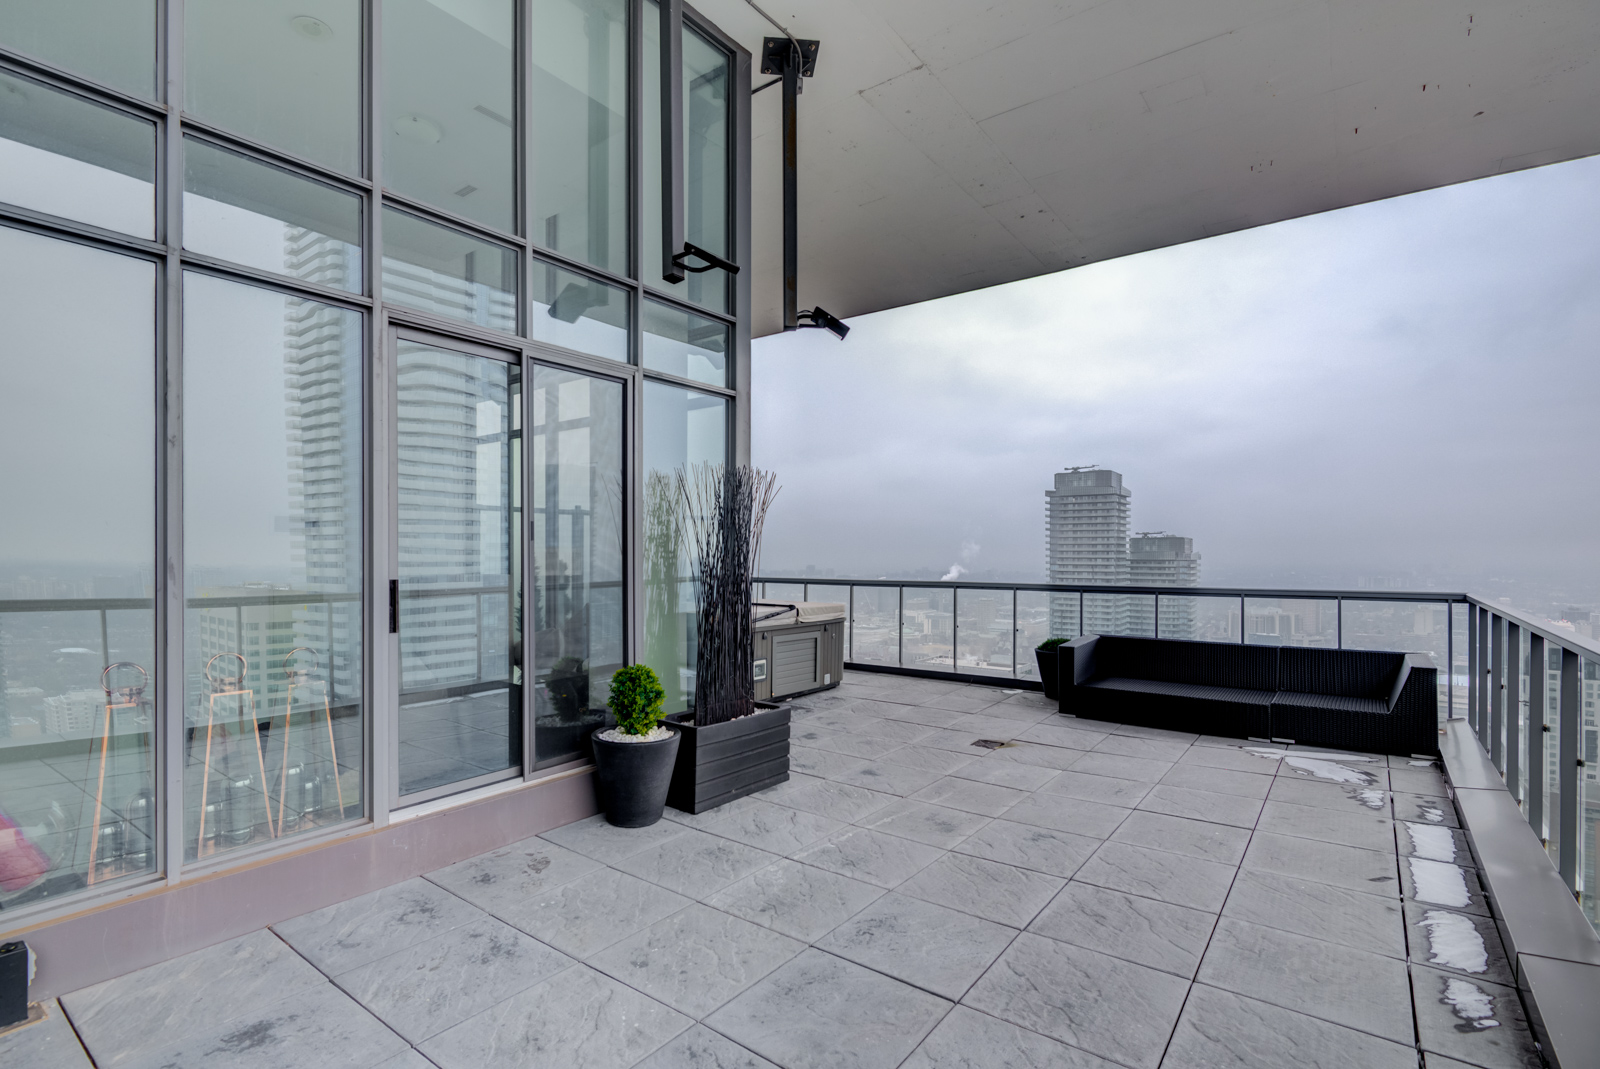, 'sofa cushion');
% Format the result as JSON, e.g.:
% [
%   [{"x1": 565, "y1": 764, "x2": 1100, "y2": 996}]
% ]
[
  {"x1": 1278, "y1": 646, "x2": 1400, "y2": 699},
  {"x1": 1094, "y1": 636, "x2": 1278, "y2": 692},
  {"x1": 1086, "y1": 676, "x2": 1273, "y2": 706},
  {"x1": 1271, "y1": 690, "x2": 1388, "y2": 716}
]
